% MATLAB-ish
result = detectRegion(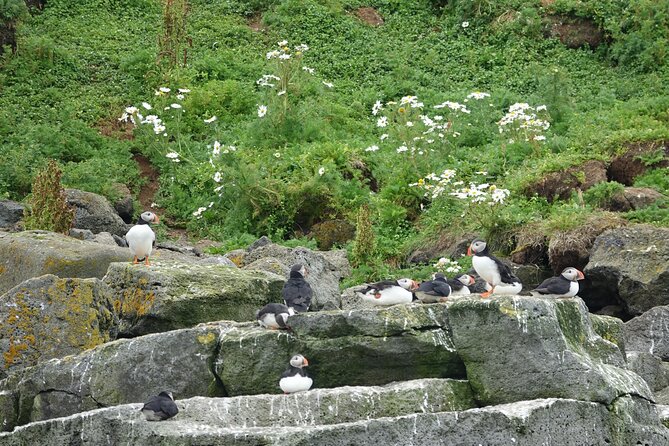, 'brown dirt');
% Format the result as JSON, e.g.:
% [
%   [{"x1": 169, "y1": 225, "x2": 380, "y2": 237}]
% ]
[
  {"x1": 524, "y1": 160, "x2": 608, "y2": 202},
  {"x1": 0, "y1": 22, "x2": 17, "y2": 56},
  {"x1": 247, "y1": 13, "x2": 267, "y2": 32},
  {"x1": 608, "y1": 140, "x2": 668, "y2": 186},
  {"x1": 133, "y1": 153, "x2": 161, "y2": 212},
  {"x1": 96, "y1": 117, "x2": 135, "y2": 141},
  {"x1": 545, "y1": 15, "x2": 604, "y2": 49},
  {"x1": 353, "y1": 7, "x2": 384, "y2": 27},
  {"x1": 540, "y1": 0, "x2": 555, "y2": 6}
]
